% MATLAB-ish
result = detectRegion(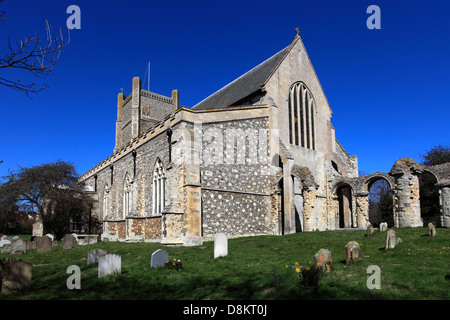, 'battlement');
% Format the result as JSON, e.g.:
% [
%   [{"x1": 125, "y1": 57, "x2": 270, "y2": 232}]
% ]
[{"x1": 114, "y1": 77, "x2": 180, "y2": 152}]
